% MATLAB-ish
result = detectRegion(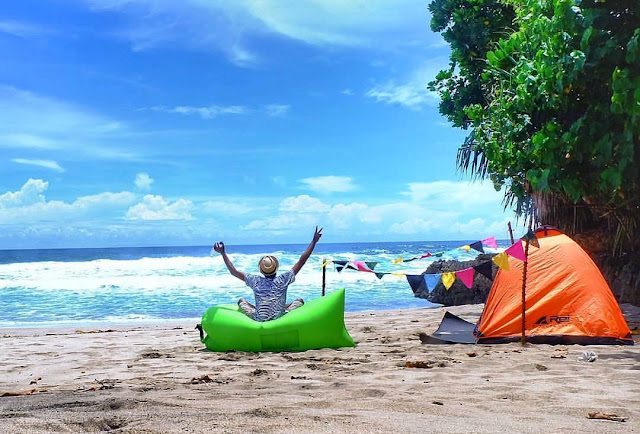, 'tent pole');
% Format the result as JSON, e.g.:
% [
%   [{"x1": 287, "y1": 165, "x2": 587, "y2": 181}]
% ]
[
  {"x1": 322, "y1": 257, "x2": 326, "y2": 297},
  {"x1": 521, "y1": 216, "x2": 533, "y2": 346},
  {"x1": 507, "y1": 222, "x2": 515, "y2": 244}
]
